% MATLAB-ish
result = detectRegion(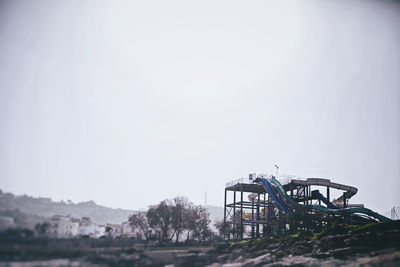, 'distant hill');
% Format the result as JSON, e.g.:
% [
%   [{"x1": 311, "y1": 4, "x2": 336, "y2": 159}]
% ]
[
  {"x1": 0, "y1": 190, "x2": 134, "y2": 225},
  {"x1": 0, "y1": 189, "x2": 225, "y2": 229}
]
